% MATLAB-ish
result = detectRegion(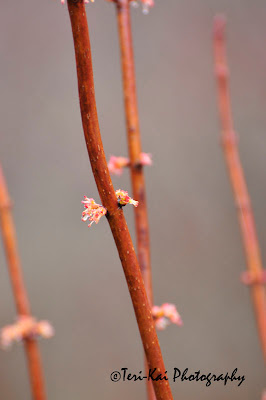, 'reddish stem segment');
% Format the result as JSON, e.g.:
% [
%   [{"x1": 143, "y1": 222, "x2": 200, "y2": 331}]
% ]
[
  {"x1": 67, "y1": 2, "x2": 173, "y2": 399},
  {"x1": 0, "y1": 165, "x2": 46, "y2": 400},
  {"x1": 115, "y1": 0, "x2": 153, "y2": 306},
  {"x1": 115, "y1": 1, "x2": 154, "y2": 398},
  {"x1": 213, "y1": 16, "x2": 266, "y2": 362}
]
